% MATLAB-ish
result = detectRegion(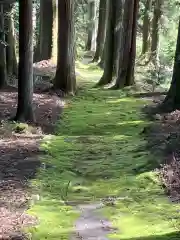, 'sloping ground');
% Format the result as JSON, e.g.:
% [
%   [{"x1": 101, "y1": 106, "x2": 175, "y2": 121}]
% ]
[
  {"x1": 33, "y1": 60, "x2": 81, "y2": 79},
  {"x1": 0, "y1": 88, "x2": 64, "y2": 239},
  {"x1": 144, "y1": 105, "x2": 180, "y2": 202},
  {"x1": 29, "y1": 66, "x2": 180, "y2": 239},
  {"x1": 33, "y1": 60, "x2": 56, "y2": 78}
]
